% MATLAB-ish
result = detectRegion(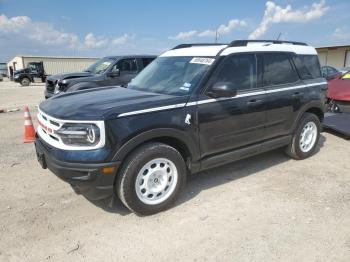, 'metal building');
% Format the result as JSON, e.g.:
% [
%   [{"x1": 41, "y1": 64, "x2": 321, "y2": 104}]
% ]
[
  {"x1": 316, "y1": 44, "x2": 350, "y2": 68},
  {"x1": 7, "y1": 55, "x2": 98, "y2": 76}
]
